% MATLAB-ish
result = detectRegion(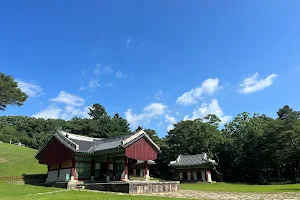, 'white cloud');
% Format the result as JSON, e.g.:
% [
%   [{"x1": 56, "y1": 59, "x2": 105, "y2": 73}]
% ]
[
  {"x1": 60, "y1": 106, "x2": 90, "y2": 120},
  {"x1": 165, "y1": 114, "x2": 177, "y2": 131},
  {"x1": 50, "y1": 91, "x2": 85, "y2": 107},
  {"x1": 176, "y1": 78, "x2": 221, "y2": 105},
  {"x1": 94, "y1": 64, "x2": 101, "y2": 75},
  {"x1": 16, "y1": 80, "x2": 43, "y2": 97},
  {"x1": 143, "y1": 103, "x2": 167, "y2": 117},
  {"x1": 89, "y1": 79, "x2": 100, "y2": 88},
  {"x1": 32, "y1": 104, "x2": 90, "y2": 120},
  {"x1": 104, "y1": 65, "x2": 113, "y2": 74},
  {"x1": 157, "y1": 121, "x2": 164, "y2": 127},
  {"x1": 125, "y1": 103, "x2": 167, "y2": 128},
  {"x1": 126, "y1": 37, "x2": 131, "y2": 45},
  {"x1": 175, "y1": 112, "x2": 180, "y2": 116},
  {"x1": 238, "y1": 73, "x2": 278, "y2": 94},
  {"x1": 81, "y1": 68, "x2": 86, "y2": 75},
  {"x1": 32, "y1": 104, "x2": 62, "y2": 119},
  {"x1": 155, "y1": 90, "x2": 163, "y2": 100},
  {"x1": 78, "y1": 87, "x2": 85, "y2": 91},
  {"x1": 165, "y1": 114, "x2": 176, "y2": 124},
  {"x1": 124, "y1": 109, "x2": 145, "y2": 128},
  {"x1": 116, "y1": 71, "x2": 126, "y2": 78},
  {"x1": 167, "y1": 124, "x2": 174, "y2": 132},
  {"x1": 184, "y1": 99, "x2": 231, "y2": 125}
]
